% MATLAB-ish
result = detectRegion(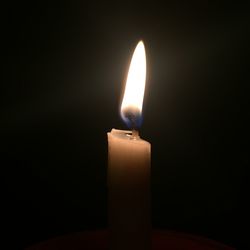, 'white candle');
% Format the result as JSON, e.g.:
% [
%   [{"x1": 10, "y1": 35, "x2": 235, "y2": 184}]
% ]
[{"x1": 107, "y1": 41, "x2": 151, "y2": 250}]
